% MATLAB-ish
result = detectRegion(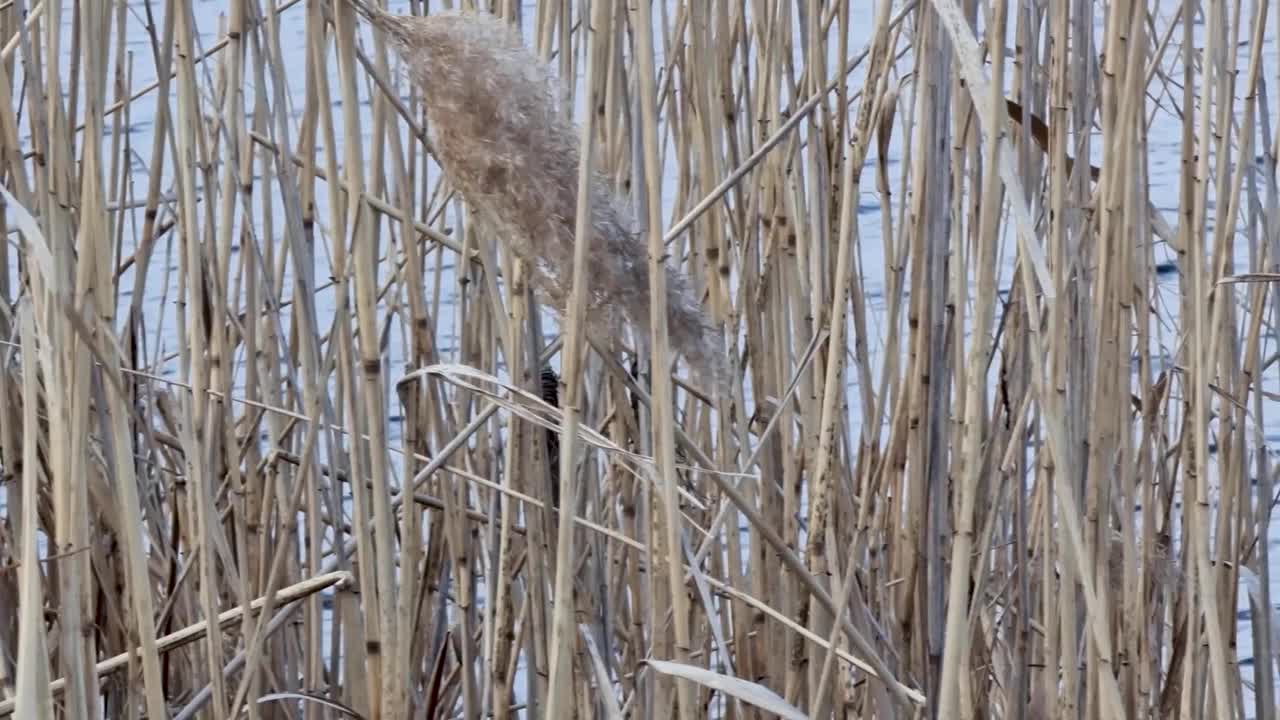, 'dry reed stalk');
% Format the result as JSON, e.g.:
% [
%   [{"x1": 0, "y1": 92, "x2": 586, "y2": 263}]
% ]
[
  {"x1": 631, "y1": 1, "x2": 696, "y2": 717},
  {"x1": 15, "y1": 301, "x2": 52, "y2": 720},
  {"x1": 541, "y1": 0, "x2": 610, "y2": 714}
]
